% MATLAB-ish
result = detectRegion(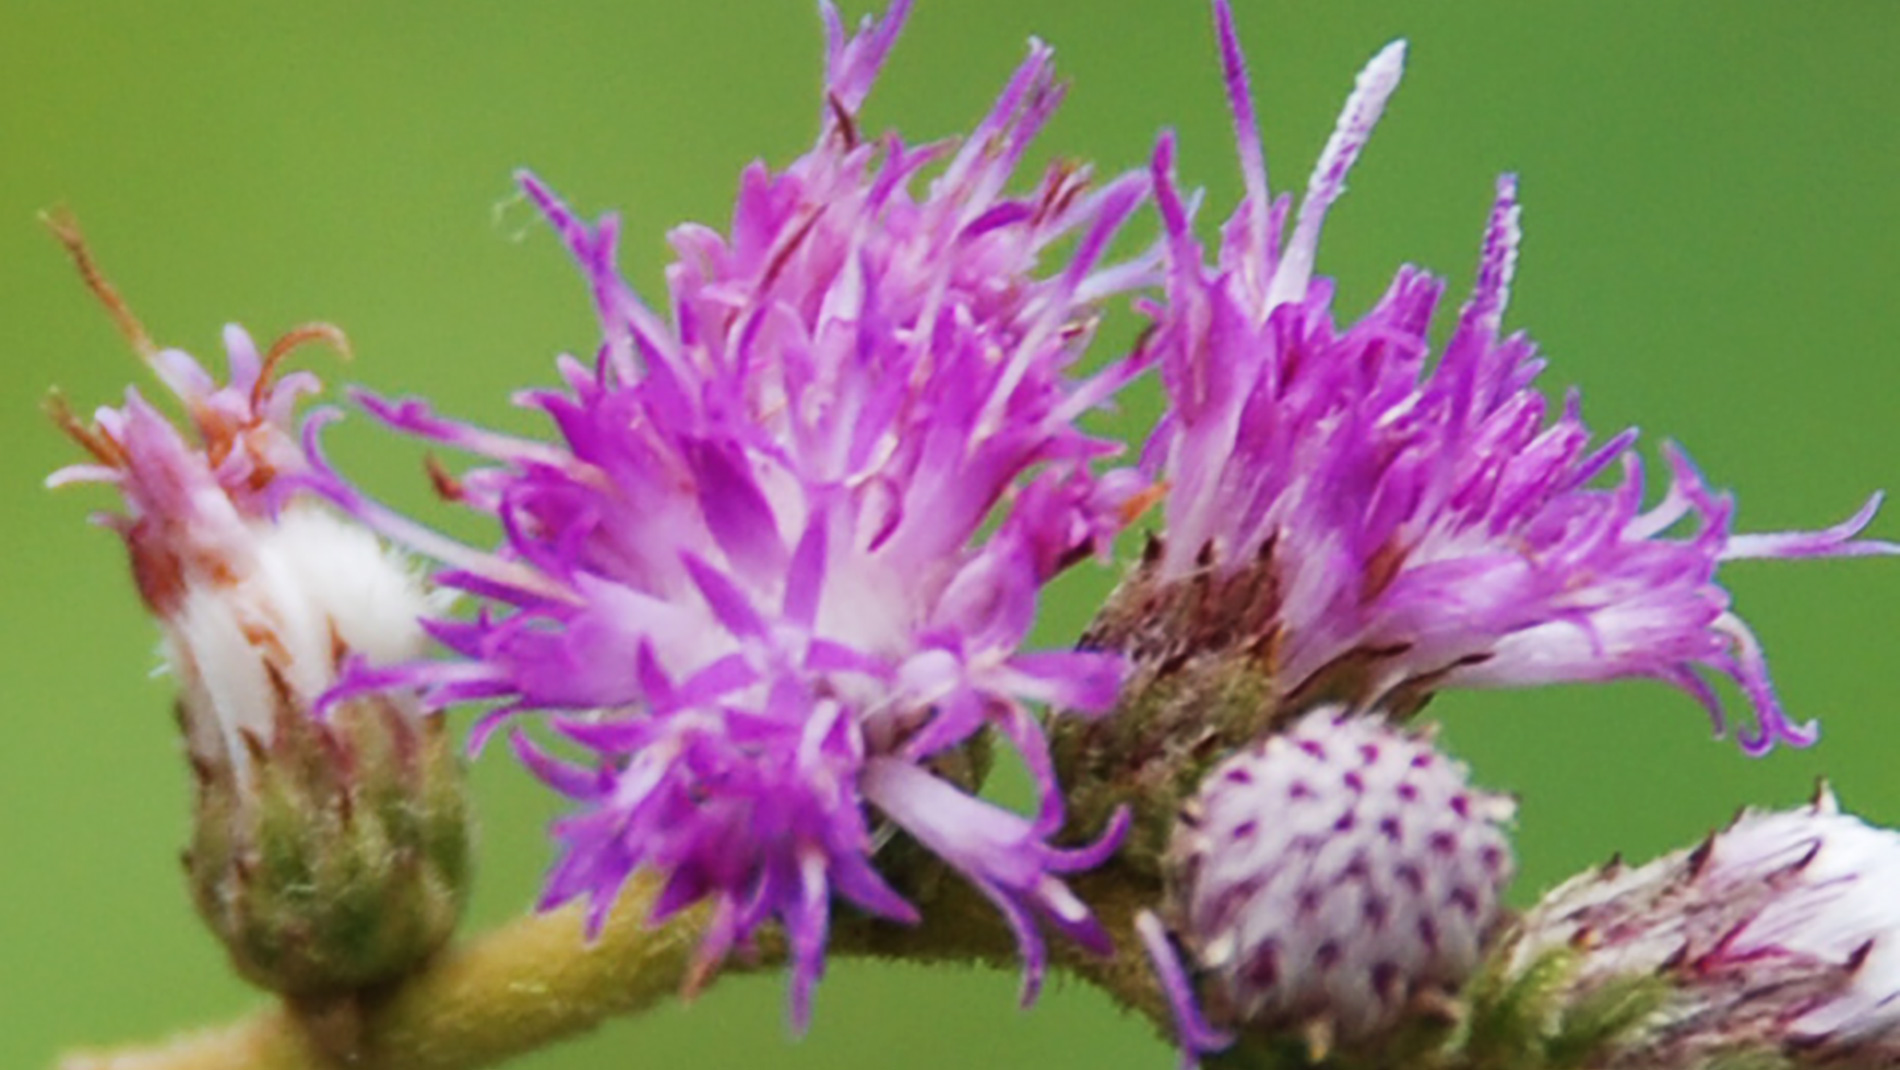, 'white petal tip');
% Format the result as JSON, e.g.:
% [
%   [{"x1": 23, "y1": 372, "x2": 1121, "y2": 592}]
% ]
[{"x1": 1368, "y1": 40, "x2": 1407, "y2": 78}]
